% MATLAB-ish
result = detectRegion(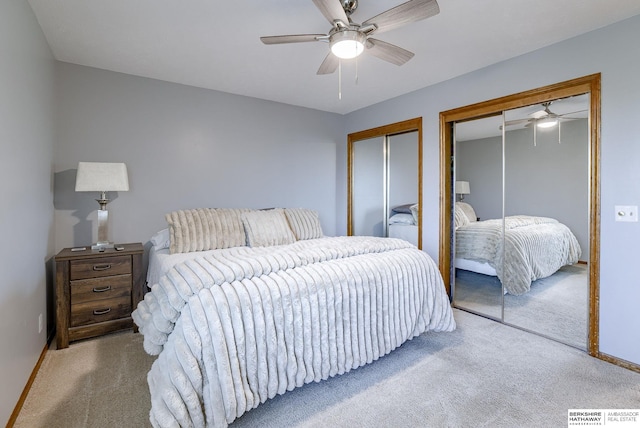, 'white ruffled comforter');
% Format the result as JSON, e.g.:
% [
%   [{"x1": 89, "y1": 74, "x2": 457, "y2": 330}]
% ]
[{"x1": 133, "y1": 236, "x2": 455, "y2": 427}]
